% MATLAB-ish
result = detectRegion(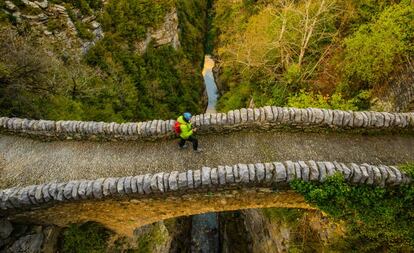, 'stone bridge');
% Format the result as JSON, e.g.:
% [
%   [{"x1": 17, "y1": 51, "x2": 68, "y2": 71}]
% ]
[{"x1": 0, "y1": 106, "x2": 413, "y2": 235}]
